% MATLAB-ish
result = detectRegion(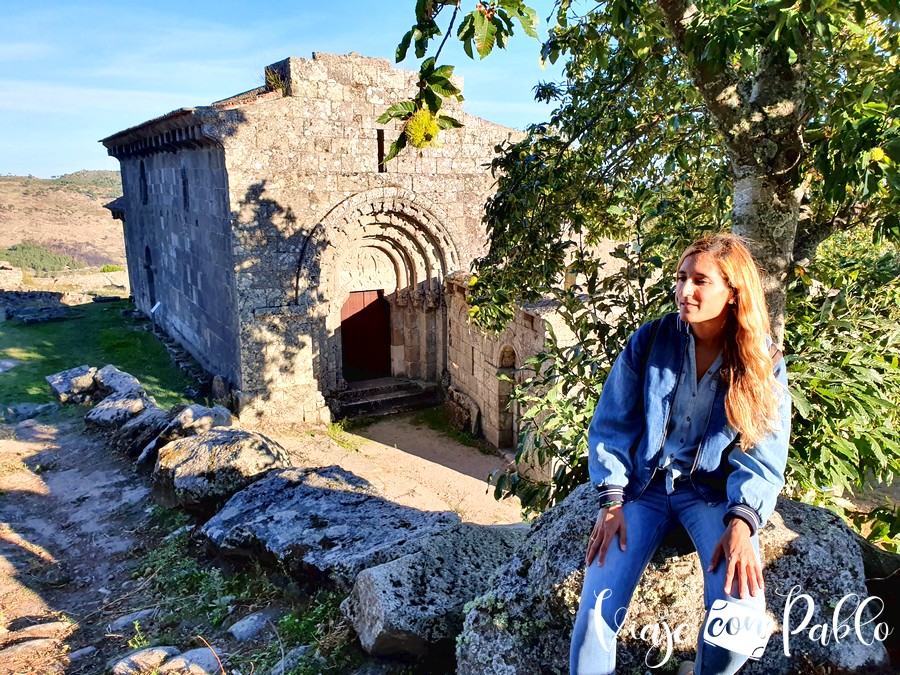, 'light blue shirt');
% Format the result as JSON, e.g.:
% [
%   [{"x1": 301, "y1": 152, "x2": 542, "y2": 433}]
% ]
[{"x1": 658, "y1": 333, "x2": 723, "y2": 493}]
